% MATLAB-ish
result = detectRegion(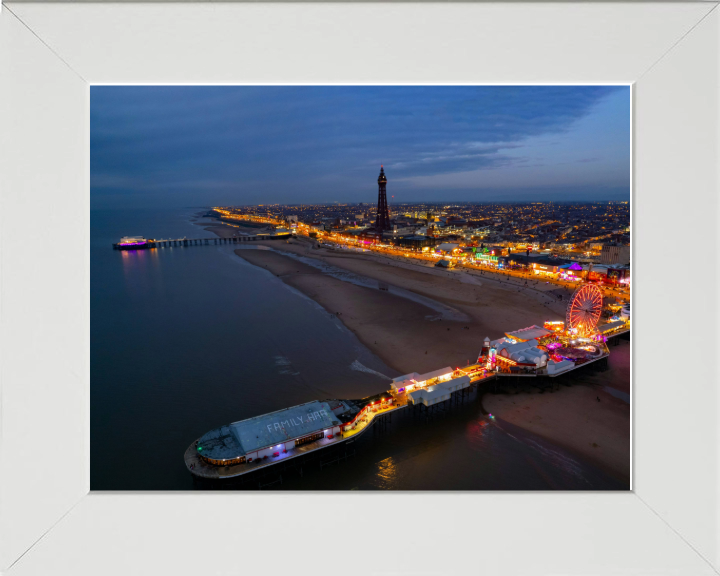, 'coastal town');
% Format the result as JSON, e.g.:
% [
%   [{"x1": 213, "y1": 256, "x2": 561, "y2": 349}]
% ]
[{"x1": 210, "y1": 173, "x2": 630, "y2": 304}]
